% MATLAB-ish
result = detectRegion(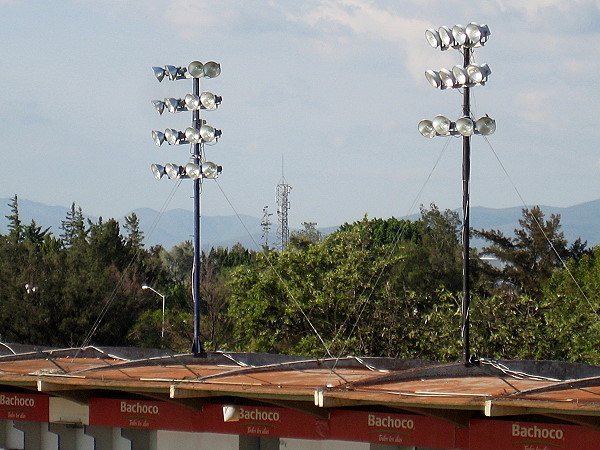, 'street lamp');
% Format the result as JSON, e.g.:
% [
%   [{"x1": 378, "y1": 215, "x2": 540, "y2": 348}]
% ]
[
  {"x1": 141, "y1": 285, "x2": 166, "y2": 340},
  {"x1": 150, "y1": 60, "x2": 223, "y2": 357},
  {"x1": 418, "y1": 22, "x2": 494, "y2": 366}
]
